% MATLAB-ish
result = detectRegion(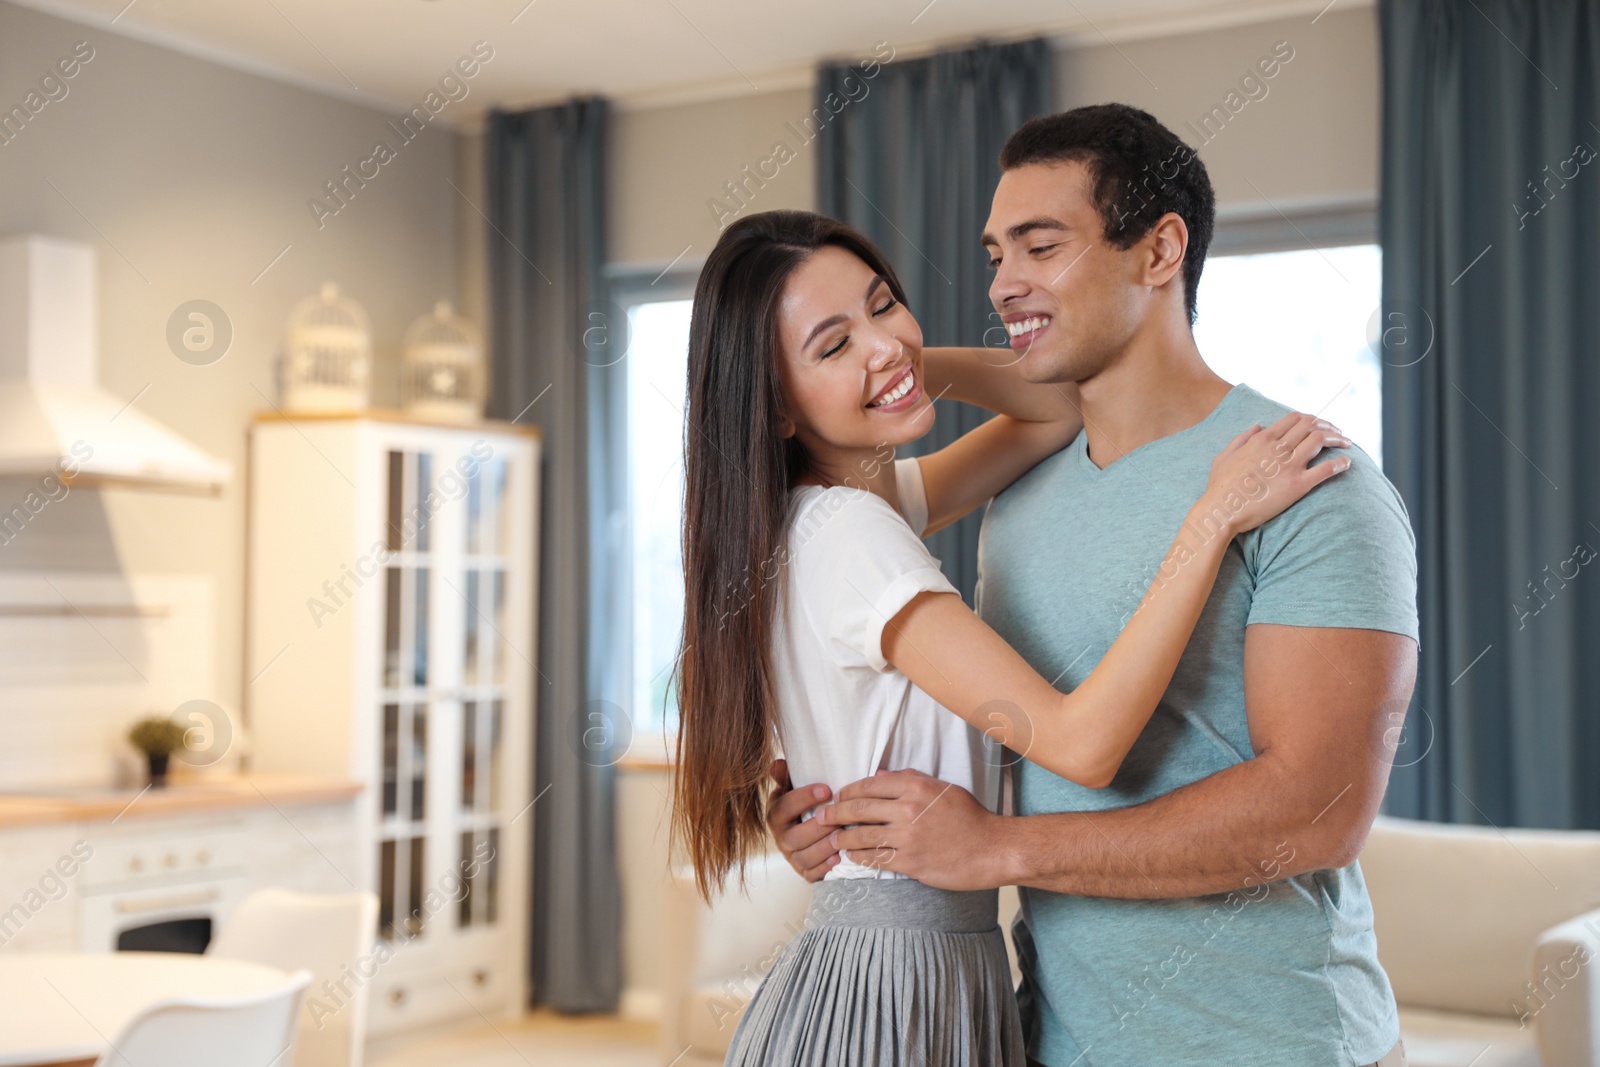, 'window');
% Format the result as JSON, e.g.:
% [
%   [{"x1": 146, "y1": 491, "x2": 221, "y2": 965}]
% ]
[
  {"x1": 1192, "y1": 242, "x2": 1383, "y2": 464},
  {"x1": 622, "y1": 297, "x2": 693, "y2": 734}
]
